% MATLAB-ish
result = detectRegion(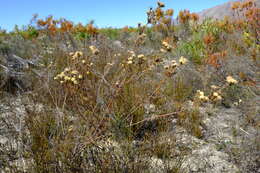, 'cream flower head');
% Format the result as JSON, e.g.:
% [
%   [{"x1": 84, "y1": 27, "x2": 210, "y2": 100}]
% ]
[
  {"x1": 211, "y1": 85, "x2": 219, "y2": 90},
  {"x1": 197, "y1": 90, "x2": 209, "y2": 102},
  {"x1": 226, "y1": 76, "x2": 238, "y2": 84},
  {"x1": 170, "y1": 60, "x2": 178, "y2": 68},
  {"x1": 160, "y1": 48, "x2": 167, "y2": 53},
  {"x1": 127, "y1": 60, "x2": 133, "y2": 64},
  {"x1": 179, "y1": 56, "x2": 188, "y2": 65},
  {"x1": 212, "y1": 92, "x2": 222, "y2": 101},
  {"x1": 71, "y1": 70, "x2": 79, "y2": 75},
  {"x1": 89, "y1": 45, "x2": 99, "y2": 55},
  {"x1": 137, "y1": 54, "x2": 145, "y2": 59},
  {"x1": 78, "y1": 74, "x2": 83, "y2": 79}
]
